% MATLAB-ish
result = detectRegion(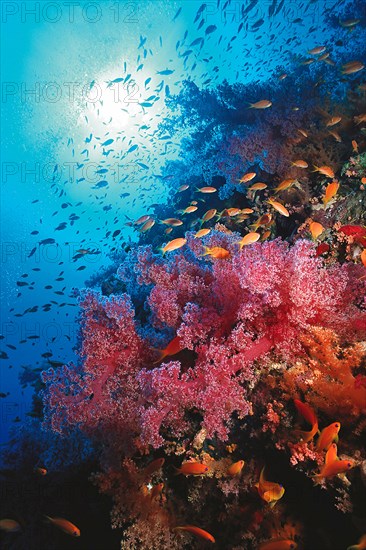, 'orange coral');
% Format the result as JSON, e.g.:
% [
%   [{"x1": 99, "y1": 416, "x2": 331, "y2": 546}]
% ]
[{"x1": 282, "y1": 326, "x2": 366, "y2": 422}]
